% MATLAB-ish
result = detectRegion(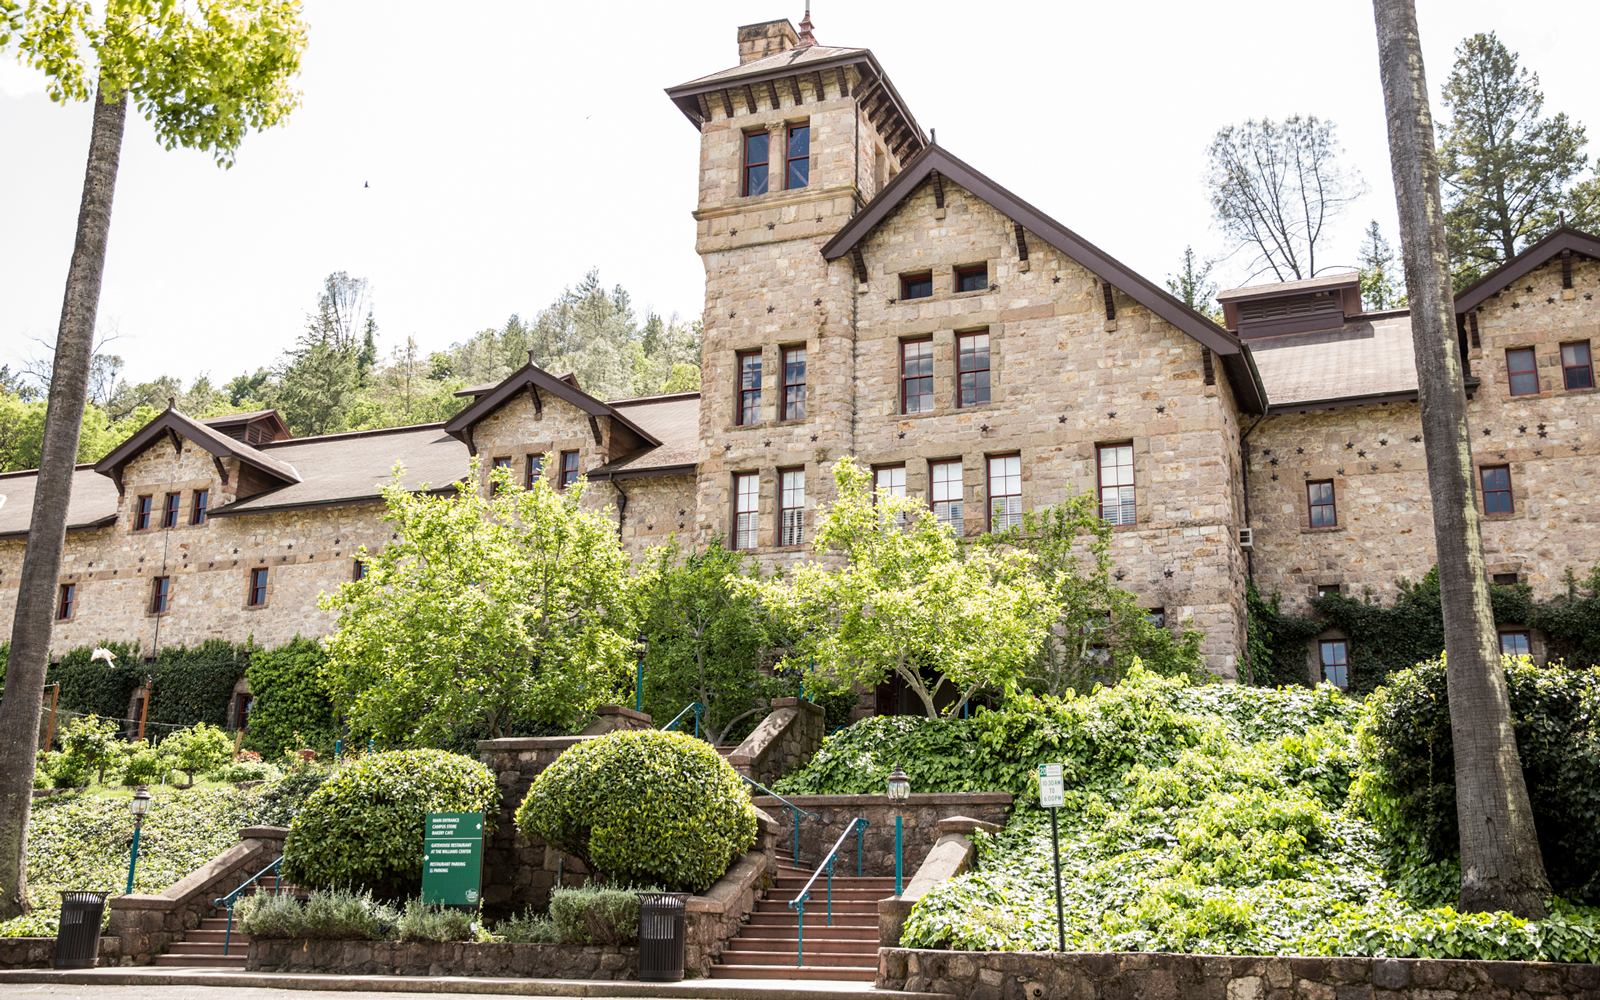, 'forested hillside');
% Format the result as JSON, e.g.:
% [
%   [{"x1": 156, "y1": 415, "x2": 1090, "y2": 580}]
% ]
[{"x1": 0, "y1": 270, "x2": 700, "y2": 473}]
